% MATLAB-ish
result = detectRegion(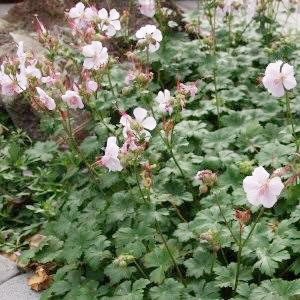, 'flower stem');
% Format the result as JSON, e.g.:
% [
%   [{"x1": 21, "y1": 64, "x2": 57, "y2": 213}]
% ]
[
  {"x1": 159, "y1": 131, "x2": 186, "y2": 179},
  {"x1": 155, "y1": 220, "x2": 185, "y2": 284},
  {"x1": 285, "y1": 93, "x2": 299, "y2": 152},
  {"x1": 215, "y1": 196, "x2": 238, "y2": 244},
  {"x1": 60, "y1": 112, "x2": 99, "y2": 183},
  {"x1": 134, "y1": 166, "x2": 184, "y2": 284},
  {"x1": 233, "y1": 207, "x2": 265, "y2": 292},
  {"x1": 133, "y1": 259, "x2": 148, "y2": 279},
  {"x1": 233, "y1": 225, "x2": 243, "y2": 292}
]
